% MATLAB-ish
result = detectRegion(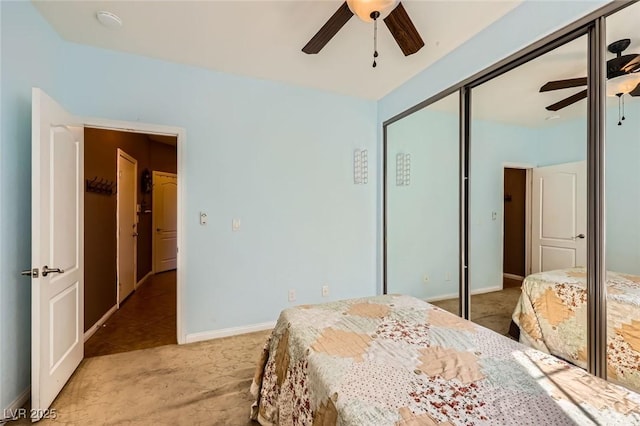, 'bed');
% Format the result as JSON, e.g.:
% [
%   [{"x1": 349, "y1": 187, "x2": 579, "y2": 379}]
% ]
[
  {"x1": 512, "y1": 267, "x2": 640, "y2": 393},
  {"x1": 250, "y1": 294, "x2": 640, "y2": 425}
]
